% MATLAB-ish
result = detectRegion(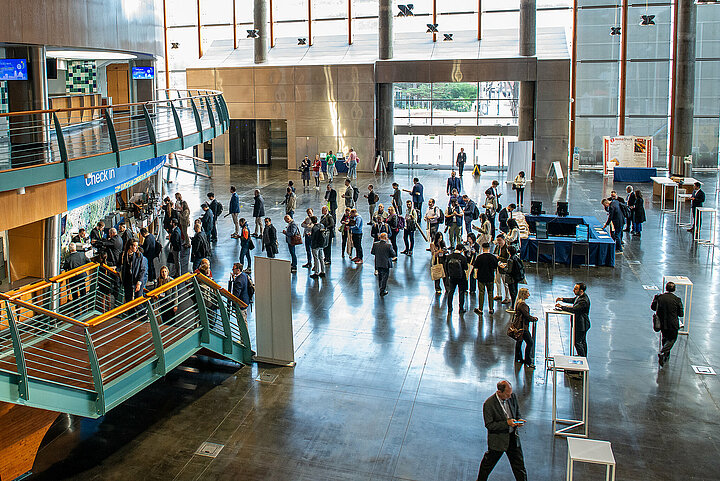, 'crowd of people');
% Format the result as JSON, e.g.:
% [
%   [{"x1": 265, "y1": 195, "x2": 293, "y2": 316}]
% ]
[{"x1": 59, "y1": 159, "x2": 701, "y2": 481}]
